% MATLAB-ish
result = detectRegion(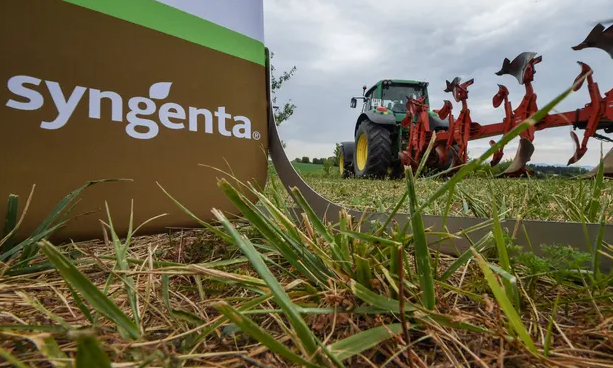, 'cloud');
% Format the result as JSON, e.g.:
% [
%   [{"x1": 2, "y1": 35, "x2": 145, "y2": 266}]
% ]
[{"x1": 264, "y1": 0, "x2": 613, "y2": 166}]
